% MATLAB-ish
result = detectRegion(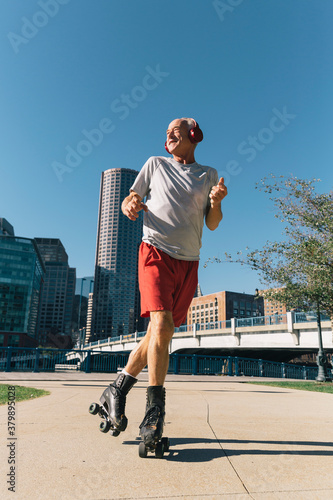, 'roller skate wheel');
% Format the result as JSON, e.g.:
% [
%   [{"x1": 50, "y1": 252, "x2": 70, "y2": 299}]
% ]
[
  {"x1": 110, "y1": 429, "x2": 120, "y2": 437},
  {"x1": 161, "y1": 437, "x2": 170, "y2": 452},
  {"x1": 138, "y1": 442, "x2": 147, "y2": 458},
  {"x1": 89, "y1": 403, "x2": 99, "y2": 415},
  {"x1": 99, "y1": 420, "x2": 111, "y2": 433},
  {"x1": 155, "y1": 441, "x2": 164, "y2": 459}
]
